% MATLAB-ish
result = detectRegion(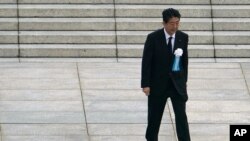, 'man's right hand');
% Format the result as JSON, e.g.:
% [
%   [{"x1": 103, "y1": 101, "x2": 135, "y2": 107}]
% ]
[{"x1": 142, "y1": 87, "x2": 150, "y2": 96}]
